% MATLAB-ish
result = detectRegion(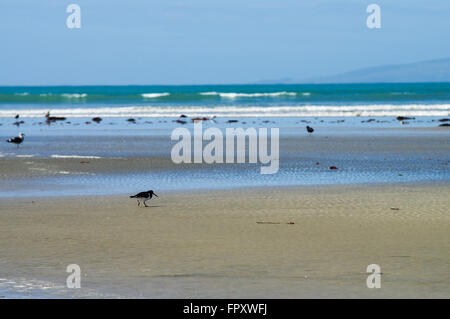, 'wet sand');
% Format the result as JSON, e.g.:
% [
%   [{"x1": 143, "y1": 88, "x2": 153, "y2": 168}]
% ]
[
  {"x1": 0, "y1": 184, "x2": 449, "y2": 298},
  {"x1": 1, "y1": 127, "x2": 449, "y2": 198}
]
